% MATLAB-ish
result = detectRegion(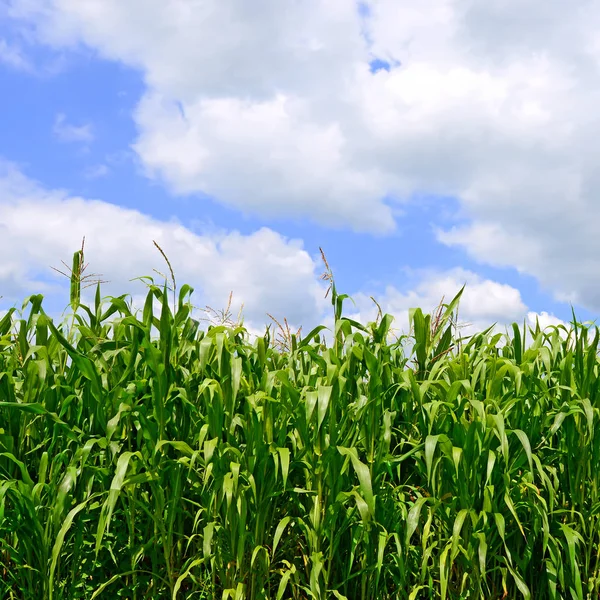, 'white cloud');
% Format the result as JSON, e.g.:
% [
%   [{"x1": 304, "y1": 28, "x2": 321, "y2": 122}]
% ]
[
  {"x1": 133, "y1": 93, "x2": 394, "y2": 231},
  {"x1": 0, "y1": 163, "x2": 549, "y2": 345},
  {"x1": 346, "y1": 267, "x2": 530, "y2": 341},
  {"x1": 6, "y1": 0, "x2": 600, "y2": 311},
  {"x1": 0, "y1": 38, "x2": 33, "y2": 71},
  {"x1": 53, "y1": 112, "x2": 94, "y2": 143},
  {"x1": 527, "y1": 311, "x2": 566, "y2": 331},
  {"x1": 83, "y1": 164, "x2": 109, "y2": 179},
  {"x1": 7, "y1": 0, "x2": 395, "y2": 232},
  {"x1": 0, "y1": 163, "x2": 328, "y2": 333}
]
